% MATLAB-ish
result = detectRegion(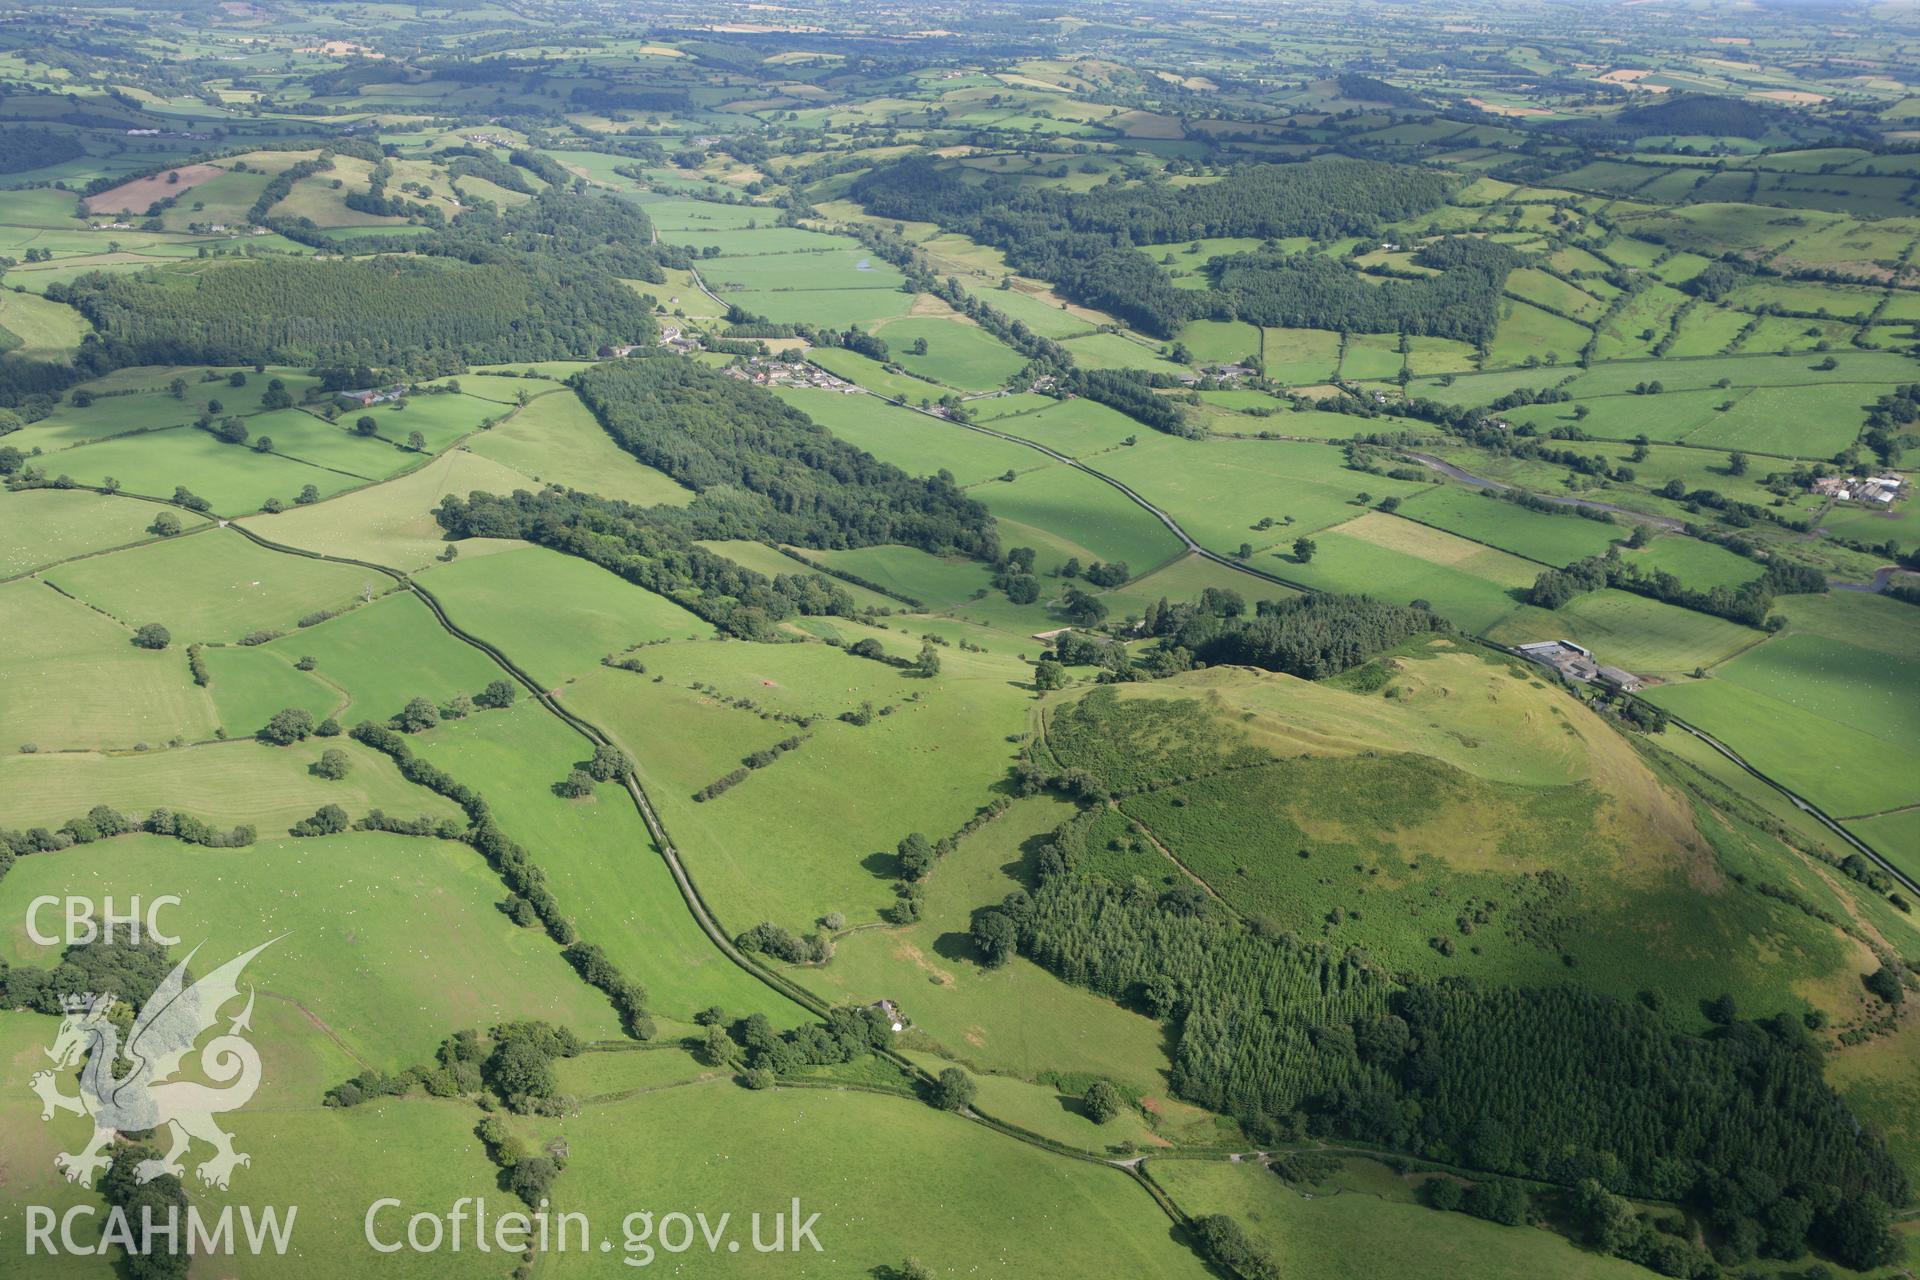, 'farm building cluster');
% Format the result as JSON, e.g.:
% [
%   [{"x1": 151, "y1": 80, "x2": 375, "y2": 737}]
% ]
[
  {"x1": 1515, "y1": 640, "x2": 1644, "y2": 693},
  {"x1": 723, "y1": 358, "x2": 857, "y2": 392},
  {"x1": 1810, "y1": 473, "x2": 1903, "y2": 506}
]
